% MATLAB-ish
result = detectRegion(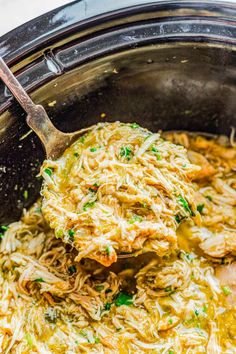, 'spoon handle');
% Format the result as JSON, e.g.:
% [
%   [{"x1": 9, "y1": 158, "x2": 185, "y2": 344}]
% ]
[
  {"x1": 0, "y1": 57, "x2": 73, "y2": 159},
  {"x1": 0, "y1": 56, "x2": 38, "y2": 116}
]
